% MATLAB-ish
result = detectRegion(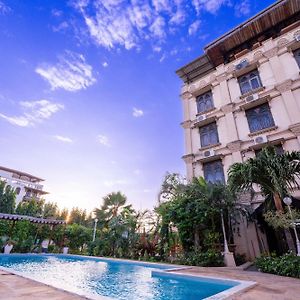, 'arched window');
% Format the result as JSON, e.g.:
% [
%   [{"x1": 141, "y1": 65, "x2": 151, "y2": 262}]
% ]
[
  {"x1": 199, "y1": 122, "x2": 219, "y2": 148},
  {"x1": 245, "y1": 103, "x2": 275, "y2": 133},
  {"x1": 196, "y1": 91, "x2": 214, "y2": 114},
  {"x1": 294, "y1": 48, "x2": 300, "y2": 68},
  {"x1": 238, "y1": 70, "x2": 262, "y2": 95},
  {"x1": 203, "y1": 160, "x2": 225, "y2": 184},
  {"x1": 15, "y1": 187, "x2": 21, "y2": 195}
]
